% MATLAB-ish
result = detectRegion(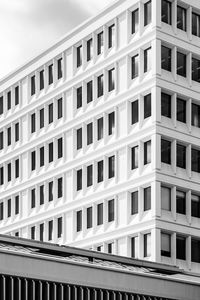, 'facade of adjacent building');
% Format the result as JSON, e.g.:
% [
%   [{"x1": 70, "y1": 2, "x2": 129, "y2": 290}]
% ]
[{"x1": 0, "y1": 0, "x2": 200, "y2": 274}]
